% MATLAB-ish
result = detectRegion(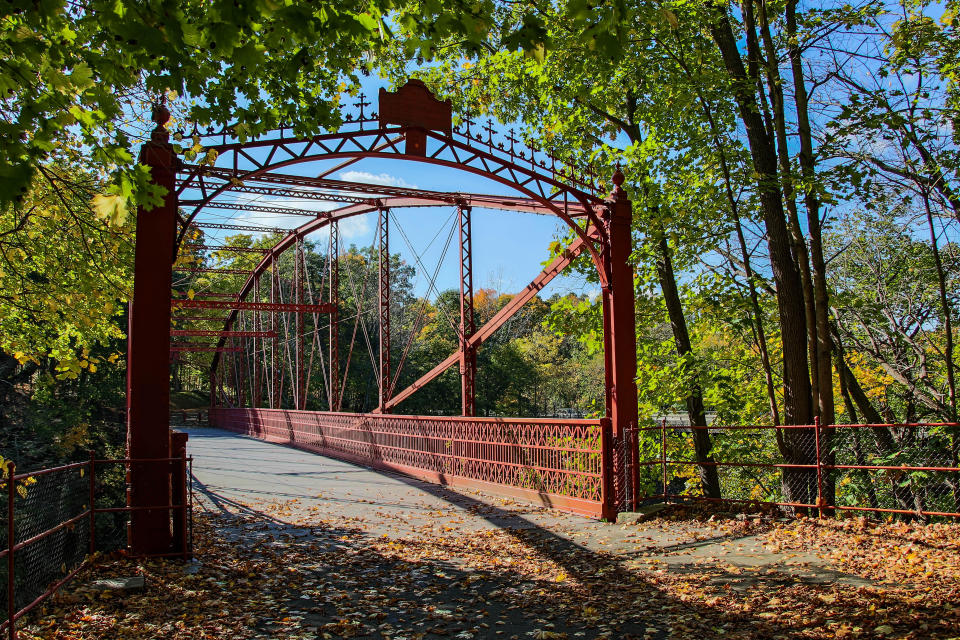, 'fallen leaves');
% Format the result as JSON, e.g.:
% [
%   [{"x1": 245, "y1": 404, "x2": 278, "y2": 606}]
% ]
[{"x1": 13, "y1": 499, "x2": 960, "y2": 640}]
